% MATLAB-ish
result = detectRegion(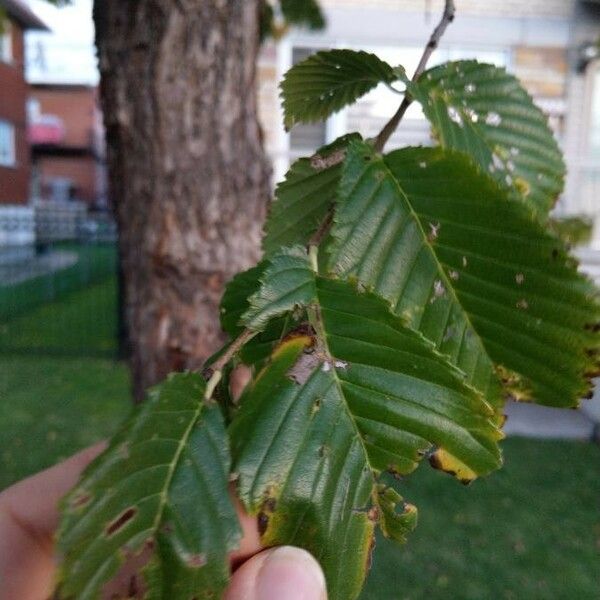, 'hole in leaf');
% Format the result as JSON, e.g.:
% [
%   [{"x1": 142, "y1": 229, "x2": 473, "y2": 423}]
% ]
[{"x1": 106, "y1": 507, "x2": 138, "y2": 537}]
